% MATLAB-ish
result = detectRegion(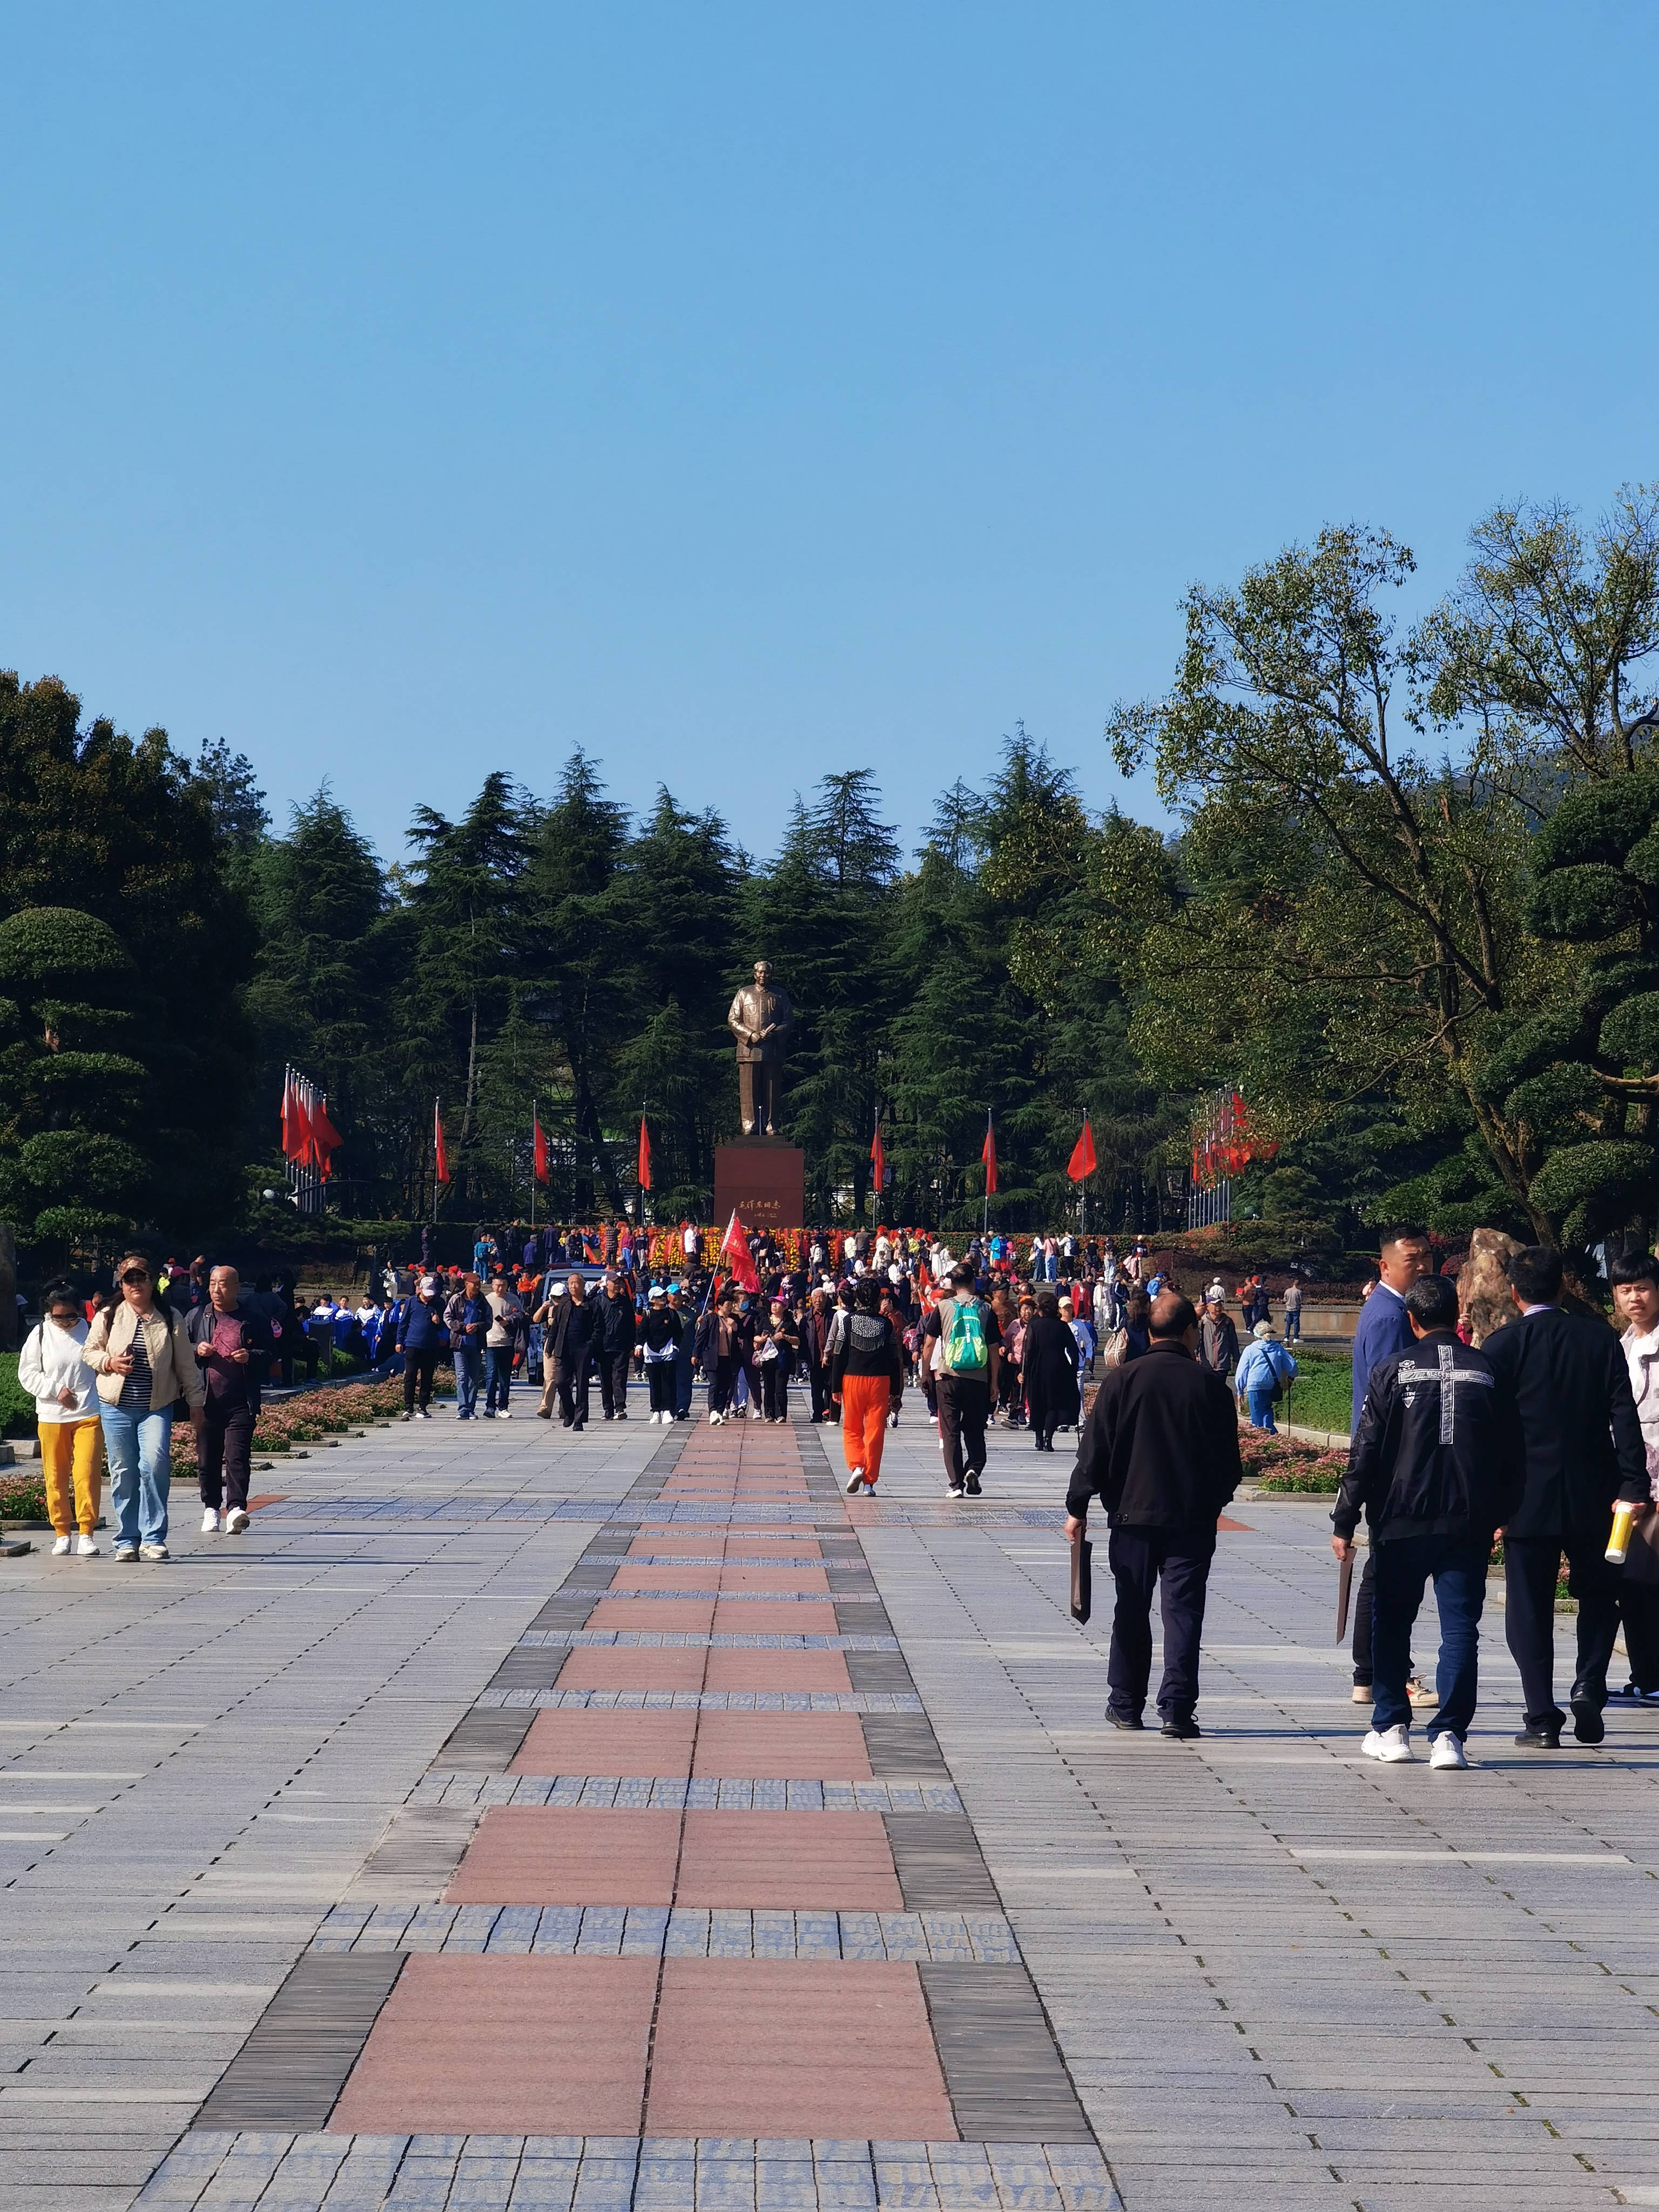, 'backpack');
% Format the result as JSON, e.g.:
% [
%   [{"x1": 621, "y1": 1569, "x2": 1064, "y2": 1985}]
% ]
[{"x1": 942, "y1": 1297, "x2": 988, "y2": 1374}]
